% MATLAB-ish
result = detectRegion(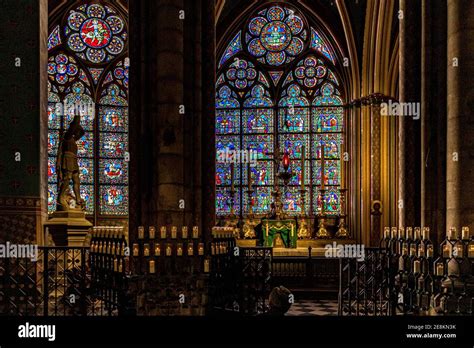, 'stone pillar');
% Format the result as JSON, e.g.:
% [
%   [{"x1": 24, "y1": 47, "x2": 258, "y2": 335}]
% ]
[
  {"x1": 0, "y1": 0, "x2": 48, "y2": 245},
  {"x1": 420, "y1": 0, "x2": 447, "y2": 245},
  {"x1": 129, "y1": 0, "x2": 206, "y2": 241},
  {"x1": 446, "y1": 0, "x2": 474, "y2": 231},
  {"x1": 201, "y1": 0, "x2": 216, "y2": 242},
  {"x1": 398, "y1": 0, "x2": 422, "y2": 228},
  {"x1": 369, "y1": 97, "x2": 382, "y2": 246}
]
